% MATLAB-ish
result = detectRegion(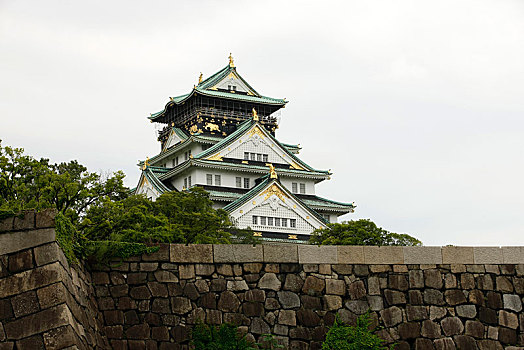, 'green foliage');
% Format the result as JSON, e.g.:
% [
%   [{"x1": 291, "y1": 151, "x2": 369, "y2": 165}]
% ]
[
  {"x1": 81, "y1": 187, "x2": 235, "y2": 244},
  {"x1": 255, "y1": 334, "x2": 285, "y2": 349},
  {"x1": 191, "y1": 323, "x2": 257, "y2": 350},
  {"x1": 0, "y1": 140, "x2": 128, "y2": 224},
  {"x1": 82, "y1": 241, "x2": 159, "y2": 266},
  {"x1": 55, "y1": 213, "x2": 81, "y2": 263},
  {"x1": 310, "y1": 219, "x2": 421, "y2": 246},
  {"x1": 322, "y1": 312, "x2": 391, "y2": 350}
]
